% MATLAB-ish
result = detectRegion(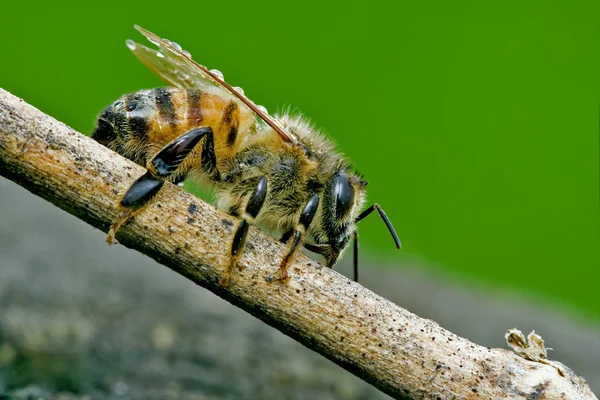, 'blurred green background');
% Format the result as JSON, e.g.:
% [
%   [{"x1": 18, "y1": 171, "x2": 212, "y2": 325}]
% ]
[{"x1": 1, "y1": 1, "x2": 598, "y2": 320}]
